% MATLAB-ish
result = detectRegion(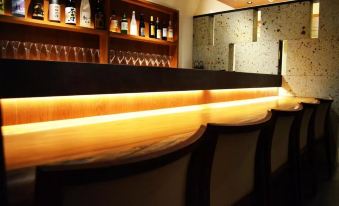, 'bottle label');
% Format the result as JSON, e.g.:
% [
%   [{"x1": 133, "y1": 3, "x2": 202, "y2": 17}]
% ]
[
  {"x1": 33, "y1": 3, "x2": 44, "y2": 18},
  {"x1": 121, "y1": 22, "x2": 128, "y2": 31},
  {"x1": 157, "y1": 29, "x2": 161, "y2": 39},
  {"x1": 65, "y1": 7, "x2": 76, "y2": 24},
  {"x1": 150, "y1": 25, "x2": 155, "y2": 36},
  {"x1": 168, "y1": 29, "x2": 174, "y2": 38},
  {"x1": 49, "y1": 4, "x2": 60, "y2": 21},
  {"x1": 110, "y1": 20, "x2": 119, "y2": 32},
  {"x1": 0, "y1": 0, "x2": 4, "y2": 15},
  {"x1": 80, "y1": 11, "x2": 91, "y2": 27},
  {"x1": 140, "y1": 27, "x2": 145, "y2": 36},
  {"x1": 162, "y1": 28, "x2": 167, "y2": 38},
  {"x1": 12, "y1": 0, "x2": 25, "y2": 17}
]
